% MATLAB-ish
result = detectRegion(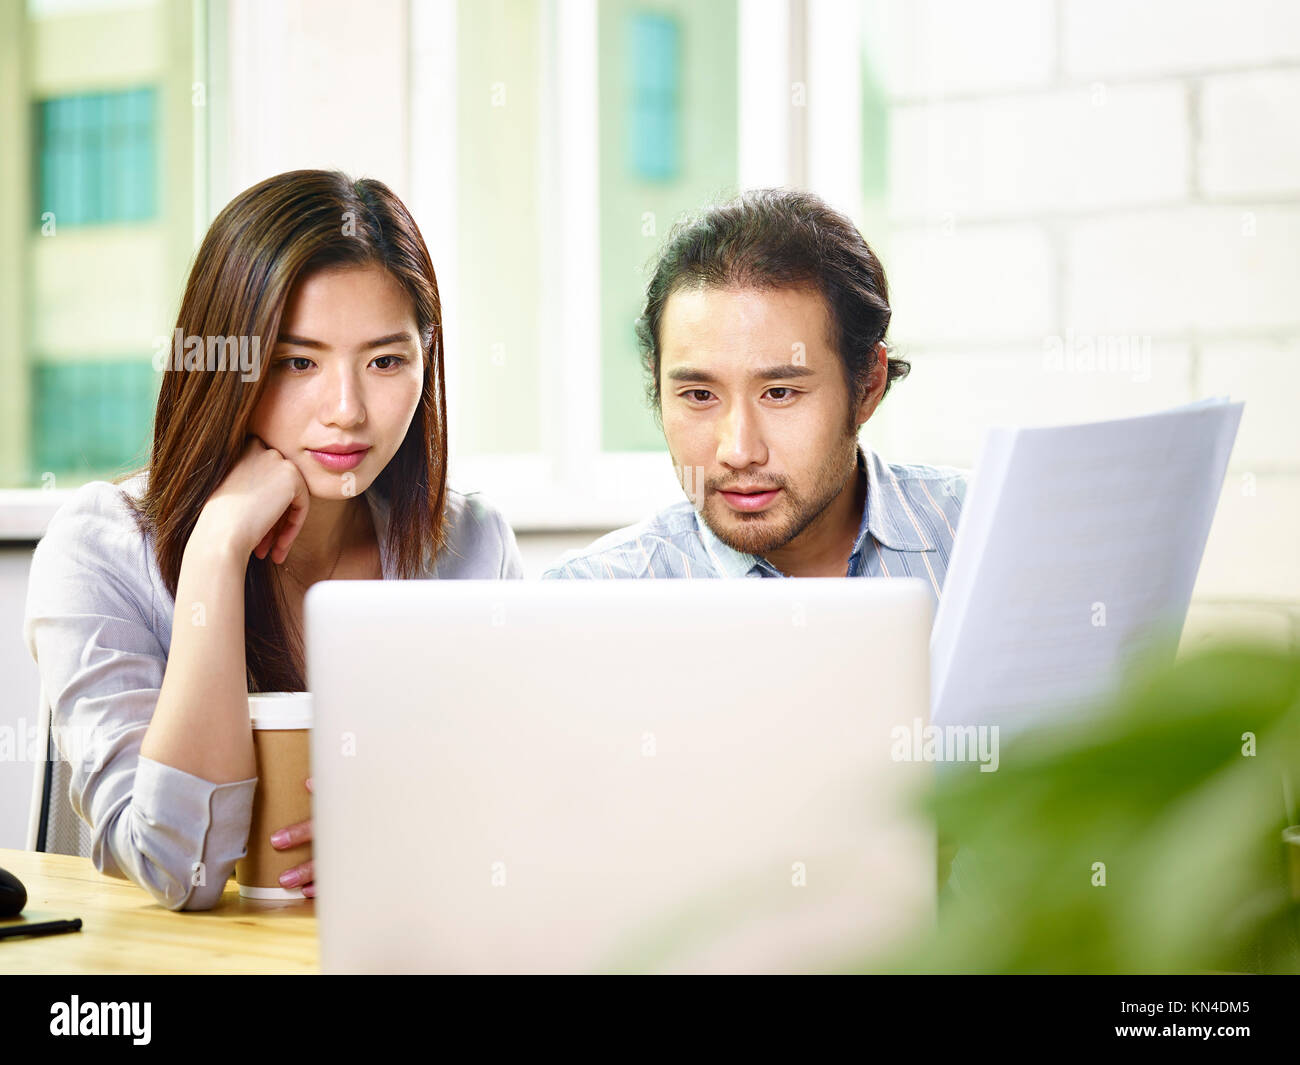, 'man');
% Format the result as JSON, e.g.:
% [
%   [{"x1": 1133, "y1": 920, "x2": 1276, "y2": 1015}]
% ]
[{"x1": 542, "y1": 188, "x2": 965, "y2": 609}]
